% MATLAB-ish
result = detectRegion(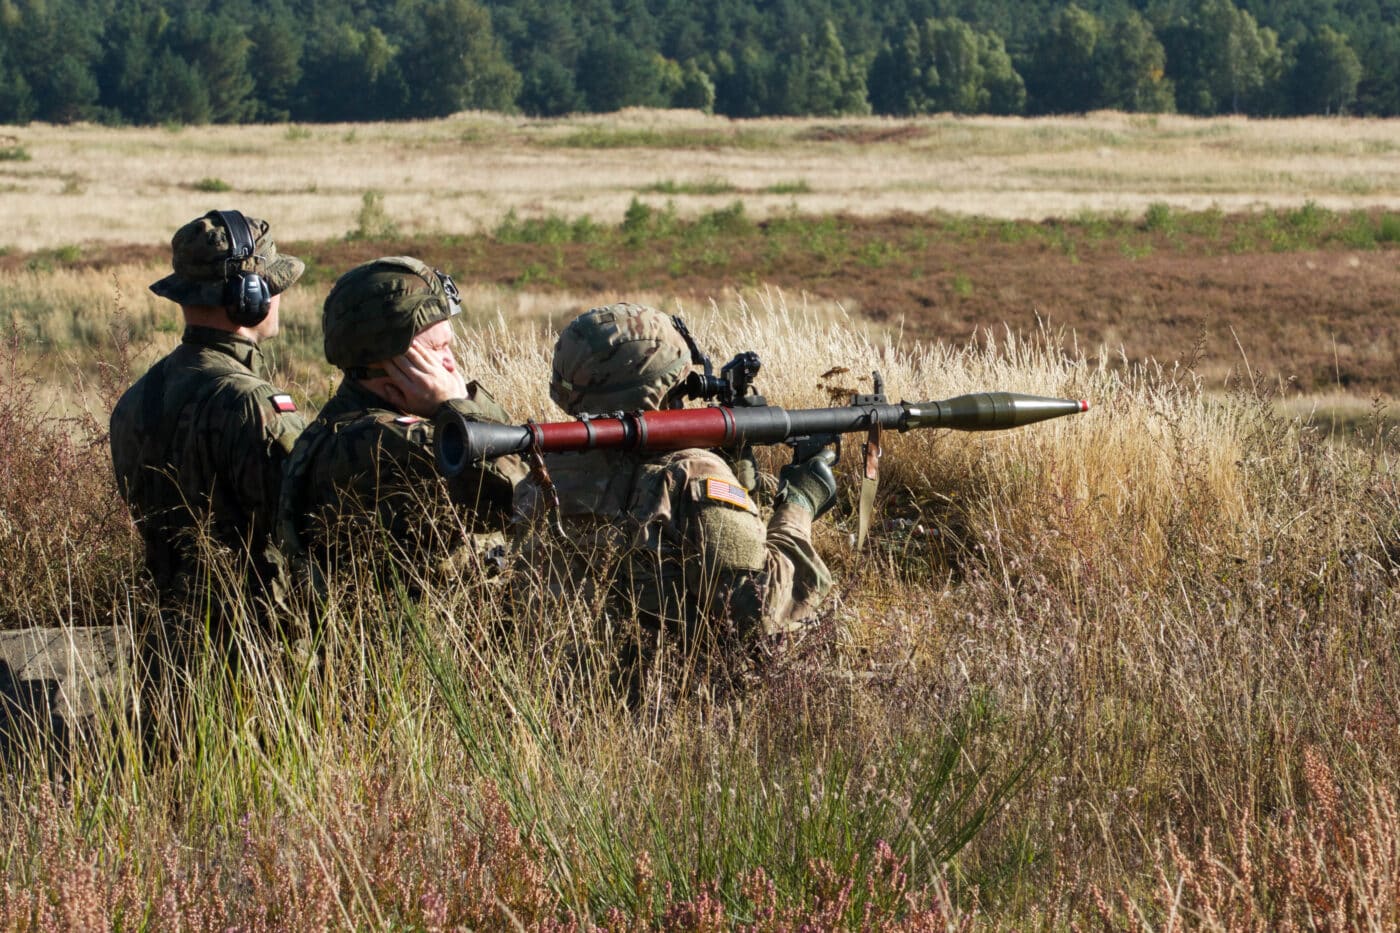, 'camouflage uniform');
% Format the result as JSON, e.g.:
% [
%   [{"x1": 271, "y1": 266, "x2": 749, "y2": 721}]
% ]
[
  {"x1": 519, "y1": 303, "x2": 833, "y2": 655},
  {"x1": 517, "y1": 446, "x2": 829, "y2": 642},
  {"x1": 279, "y1": 379, "x2": 519, "y2": 574},
  {"x1": 278, "y1": 257, "x2": 524, "y2": 579},
  {"x1": 110, "y1": 213, "x2": 305, "y2": 616}
]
